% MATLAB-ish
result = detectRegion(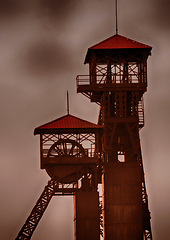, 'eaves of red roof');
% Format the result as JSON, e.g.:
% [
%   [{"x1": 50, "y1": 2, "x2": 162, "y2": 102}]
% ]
[
  {"x1": 34, "y1": 114, "x2": 102, "y2": 135},
  {"x1": 85, "y1": 34, "x2": 152, "y2": 63}
]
